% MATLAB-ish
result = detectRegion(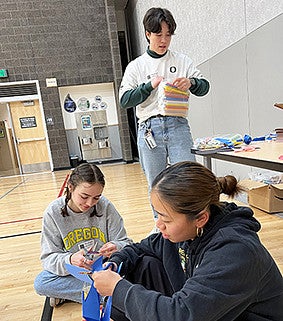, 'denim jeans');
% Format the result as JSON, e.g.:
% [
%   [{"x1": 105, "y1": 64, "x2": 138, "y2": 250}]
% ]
[
  {"x1": 34, "y1": 270, "x2": 83, "y2": 303},
  {"x1": 137, "y1": 116, "x2": 195, "y2": 218}
]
